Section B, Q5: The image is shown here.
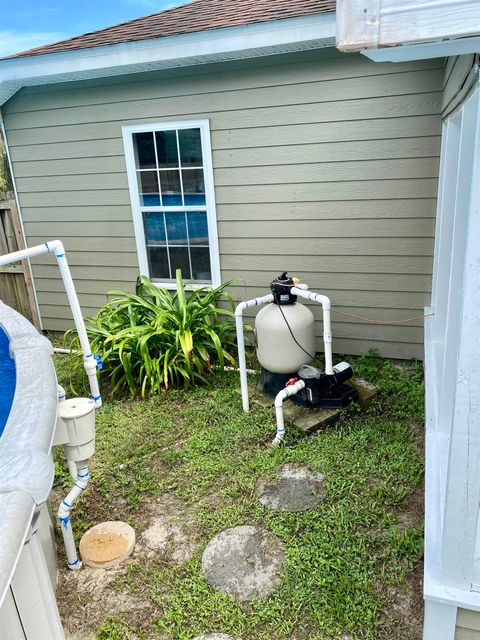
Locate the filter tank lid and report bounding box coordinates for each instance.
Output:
[270,272,297,305]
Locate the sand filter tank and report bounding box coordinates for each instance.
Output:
[236,273,359,416]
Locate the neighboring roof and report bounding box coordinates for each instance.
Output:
[4,0,336,60]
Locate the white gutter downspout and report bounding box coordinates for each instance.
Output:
[235,294,274,412]
[0,240,102,407]
[0,108,43,329]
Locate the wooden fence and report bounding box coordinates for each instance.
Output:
[0,195,40,326]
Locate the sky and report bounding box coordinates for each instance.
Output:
[0,0,185,57]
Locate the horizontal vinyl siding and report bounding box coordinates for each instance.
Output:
[456,609,480,640]
[3,49,443,358]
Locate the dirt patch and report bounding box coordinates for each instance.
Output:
[378,479,425,639]
[378,561,424,640]
[57,493,198,639]
[59,563,158,640]
[137,493,198,563]
[395,480,424,531]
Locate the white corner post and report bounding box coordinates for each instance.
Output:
[423,85,480,639]
[0,240,102,407]
[235,294,274,412]
[423,601,457,640]
[291,287,333,375]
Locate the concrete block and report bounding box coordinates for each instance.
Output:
[237,378,378,435]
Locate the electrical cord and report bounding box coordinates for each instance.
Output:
[331,309,435,324]
[272,275,434,358]
[275,302,434,361]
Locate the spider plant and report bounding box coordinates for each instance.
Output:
[67,270,242,397]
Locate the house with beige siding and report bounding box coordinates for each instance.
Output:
[0,0,443,360]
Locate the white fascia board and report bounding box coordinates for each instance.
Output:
[0,12,336,105]
[362,35,480,62]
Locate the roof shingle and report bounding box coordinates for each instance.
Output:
[4,0,335,60]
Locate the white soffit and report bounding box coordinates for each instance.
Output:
[0,12,336,106]
[362,35,480,62]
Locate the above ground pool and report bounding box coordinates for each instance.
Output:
[0,300,58,618]
[0,326,16,437]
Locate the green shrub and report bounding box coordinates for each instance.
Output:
[67,270,240,396]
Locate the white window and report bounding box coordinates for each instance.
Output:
[123,120,220,288]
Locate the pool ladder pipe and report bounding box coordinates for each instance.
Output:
[0,240,102,407]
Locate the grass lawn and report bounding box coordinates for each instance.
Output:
[53,352,425,640]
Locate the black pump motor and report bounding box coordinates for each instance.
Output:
[259,361,359,409]
[295,362,359,408]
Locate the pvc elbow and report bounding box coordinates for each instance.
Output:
[235,302,246,317]
[45,239,65,256]
[312,293,331,309]
[272,433,284,446]
[274,391,288,408]
[321,297,331,310]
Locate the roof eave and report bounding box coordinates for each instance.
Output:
[0,12,336,106]
[361,35,480,62]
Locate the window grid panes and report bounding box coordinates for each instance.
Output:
[134,128,206,208]
[133,127,211,283]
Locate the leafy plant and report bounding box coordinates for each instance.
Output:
[67,270,241,396]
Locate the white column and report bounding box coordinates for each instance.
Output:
[423,601,457,640]
[440,88,480,589]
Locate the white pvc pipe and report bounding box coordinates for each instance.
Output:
[273,379,306,446]
[291,287,333,376]
[235,294,274,412]
[0,240,102,407]
[57,462,90,570]
[222,365,257,374]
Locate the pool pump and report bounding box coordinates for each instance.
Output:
[235,273,359,444]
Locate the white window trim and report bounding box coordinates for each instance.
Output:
[122,119,221,289]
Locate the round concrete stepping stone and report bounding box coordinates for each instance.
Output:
[256,463,326,512]
[201,525,285,601]
[79,521,135,569]
[192,635,240,640]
